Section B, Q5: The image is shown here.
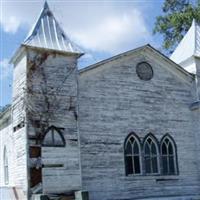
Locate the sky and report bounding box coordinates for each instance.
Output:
[0,0,165,107]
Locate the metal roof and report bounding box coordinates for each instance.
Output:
[171,19,200,64]
[23,2,82,54]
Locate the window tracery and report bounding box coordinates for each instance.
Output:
[124,133,141,175]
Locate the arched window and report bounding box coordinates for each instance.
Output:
[4,147,9,185]
[143,134,159,174]
[42,126,65,147]
[161,134,178,175]
[124,133,141,175]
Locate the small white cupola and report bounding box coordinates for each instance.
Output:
[171,19,200,74]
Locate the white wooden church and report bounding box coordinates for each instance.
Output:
[1,2,200,200]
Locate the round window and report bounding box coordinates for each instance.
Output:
[136,62,153,81]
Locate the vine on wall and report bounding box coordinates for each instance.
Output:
[23,51,77,144]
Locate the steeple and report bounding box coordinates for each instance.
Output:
[10,2,83,195]
[170,19,200,73]
[23,1,82,54]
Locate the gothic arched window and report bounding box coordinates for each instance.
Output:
[4,147,9,185]
[42,126,65,147]
[143,134,159,174]
[124,133,141,175]
[161,134,178,175]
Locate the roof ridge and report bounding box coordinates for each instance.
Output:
[24,3,46,43]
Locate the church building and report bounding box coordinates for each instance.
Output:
[1,2,200,200]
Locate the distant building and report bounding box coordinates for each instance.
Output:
[1,2,200,200]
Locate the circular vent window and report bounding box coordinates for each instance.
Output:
[136,62,153,81]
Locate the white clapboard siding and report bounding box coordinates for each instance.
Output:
[79,49,200,200]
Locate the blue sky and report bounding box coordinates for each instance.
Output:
[0,0,165,107]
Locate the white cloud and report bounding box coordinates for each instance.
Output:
[1,16,21,33]
[1,1,152,54]
[0,1,40,34]
[0,58,13,80]
[71,9,150,53]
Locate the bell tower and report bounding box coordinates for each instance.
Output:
[10,2,83,198]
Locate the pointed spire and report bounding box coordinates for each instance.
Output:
[170,19,200,64]
[23,1,83,54]
[44,1,49,10]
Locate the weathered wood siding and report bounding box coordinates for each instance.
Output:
[0,54,28,200]
[192,57,200,177]
[0,123,15,187]
[195,57,200,98]
[79,49,200,200]
[12,53,28,198]
[26,48,81,194]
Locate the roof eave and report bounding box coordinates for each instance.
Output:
[145,45,194,81]
[22,44,84,58]
[9,45,26,64]
[10,44,84,64]
[79,44,150,74]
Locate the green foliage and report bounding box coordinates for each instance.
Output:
[154,0,200,53]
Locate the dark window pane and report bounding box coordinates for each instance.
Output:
[168,142,173,155]
[165,138,169,144]
[151,143,157,155]
[162,156,168,175]
[134,156,140,174]
[125,135,142,175]
[42,127,65,147]
[162,143,167,155]
[169,156,175,174]
[145,156,151,173]
[130,136,135,143]
[54,133,64,146]
[125,141,132,154]
[126,156,133,175]
[133,142,139,154]
[147,138,152,144]
[161,136,177,175]
[152,157,158,173]
[43,130,53,145]
[145,144,150,155]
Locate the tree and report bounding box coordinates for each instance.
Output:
[153,0,200,53]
